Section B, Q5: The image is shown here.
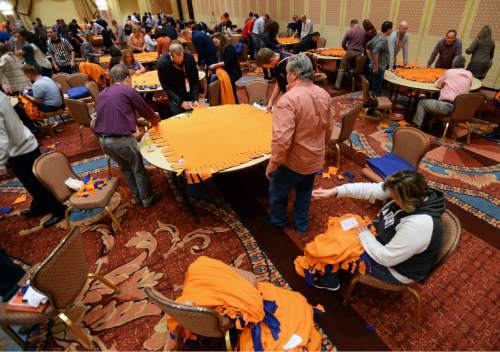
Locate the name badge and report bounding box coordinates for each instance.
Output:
[185,78,190,93]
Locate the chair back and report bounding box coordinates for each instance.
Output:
[317,37,327,48]
[65,98,93,127]
[238,43,249,63]
[361,75,369,105]
[428,209,461,277]
[32,151,79,203]
[208,80,221,106]
[245,79,269,105]
[391,126,429,167]
[450,93,485,122]
[353,55,367,74]
[338,106,362,143]
[31,227,90,310]
[67,73,89,88]
[85,81,100,103]
[144,288,225,337]
[52,73,71,93]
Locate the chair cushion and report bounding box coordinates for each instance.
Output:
[361,166,384,182]
[377,96,393,109]
[0,303,54,325]
[366,153,416,179]
[69,177,119,209]
[67,86,90,100]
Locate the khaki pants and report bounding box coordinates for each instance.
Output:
[340,50,362,71]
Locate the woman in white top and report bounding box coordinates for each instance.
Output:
[312,170,445,290]
[144,27,157,52]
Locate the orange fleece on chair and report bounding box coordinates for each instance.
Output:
[148,104,272,183]
[295,214,375,277]
[215,68,236,104]
[239,282,323,351]
[18,94,42,121]
[174,256,265,328]
[78,62,109,88]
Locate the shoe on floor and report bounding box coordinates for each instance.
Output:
[313,273,341,291]
[262,216,286,229]
[21,208,51,218]
[42,215,64,228]
[143,192,163,208]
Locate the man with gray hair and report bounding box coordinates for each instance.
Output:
[388,21,409,69]
[265,54,333,235]
[94,64,162,208]
[157,43,200,115]
[412,55,472,128]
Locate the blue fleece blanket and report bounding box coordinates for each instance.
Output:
[367,153,416,179]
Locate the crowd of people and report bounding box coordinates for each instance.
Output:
[0,8,497,348]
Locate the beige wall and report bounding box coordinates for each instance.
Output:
[118,0,140,20]
[191,0,500,89]
[31,0,80,25]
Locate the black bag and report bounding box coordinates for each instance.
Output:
[0,249,26,301]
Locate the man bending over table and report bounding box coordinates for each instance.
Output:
[265,55,332,235]
[412,55,472,128]
[157,43,200,115]
[94,64,162,208]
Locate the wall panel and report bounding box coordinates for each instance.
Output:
[468,0,500,40]
[293,0,305,16]
[428,0,467,36]
[309,0,322,24]
[280,0,290,21]
[325,0,341,26]
[395,0,426,35]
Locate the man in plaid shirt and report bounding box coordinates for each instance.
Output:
[47,27,75,73]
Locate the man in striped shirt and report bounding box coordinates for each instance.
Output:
[47,27,75,74]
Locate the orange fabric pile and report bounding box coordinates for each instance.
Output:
[317,48,346,57]
[168,256,323,351]
[215,68,236,104]
[277,37,300,45]
[18,95,42,121]
[394,67,447,83]
[149,105,272,183]
[79,62,109,88]
[295,214,375,278]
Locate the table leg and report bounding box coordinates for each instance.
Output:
[176,173,200,224]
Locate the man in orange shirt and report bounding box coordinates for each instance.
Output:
[156,31,172,56]
[265,55,333,234]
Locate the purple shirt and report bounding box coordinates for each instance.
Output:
[94,83,156,136]
[342,27,365,52]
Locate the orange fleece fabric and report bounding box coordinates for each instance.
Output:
[395,67,447,83]
[295,214,375,277]
[215,68,236,104]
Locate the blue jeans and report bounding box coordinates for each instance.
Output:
[369,64,386,96]
[269,166,316,233]
[369,258,401,284]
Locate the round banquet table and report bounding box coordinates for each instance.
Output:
[312,48,345,61]
[99,52,159,65]
[384,70,483,93]
[132,70,206,93]
[384,69,482,118]
[139,111,270,173]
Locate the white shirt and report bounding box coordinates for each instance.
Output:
[300,19,313,39]
[337,182,434,283]
[144,34,156,52]
[0,92,38,171]
[252,16,265,35]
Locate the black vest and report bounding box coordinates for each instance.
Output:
[374,199,443,282]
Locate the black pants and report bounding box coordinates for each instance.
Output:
[8,147,66,217]
[13,103,38,134]
[56,65,74,74]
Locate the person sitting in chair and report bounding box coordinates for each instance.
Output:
[21,65,63,112]
[312,170,445,290]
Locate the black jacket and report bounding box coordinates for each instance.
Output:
[375,189,445,282]
[294,36,317,53]
[220,45,242,83]
[158,51,200,106]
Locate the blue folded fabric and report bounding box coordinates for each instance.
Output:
[367,153,416,179]
[67,86,90,99]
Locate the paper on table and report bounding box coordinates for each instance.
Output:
[340,217,359,231]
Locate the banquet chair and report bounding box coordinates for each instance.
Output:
[430,93,486,144]
[85,80,101,104]
[208,80,221,106]
[361,75,393,124]
[67,73,89,88]
[52,73,71,94]
[33,151,121,231]
[317,37,327,48]
[349,54,367,92]
[343,209,461,329]
[245,79,269,105]
[39,83,66,137]
[329,106,362,170]
[64,98,94,146]
[361,126,429,182]
[0,227,120,349]
[238,44,252,72]
[144,268,257,351]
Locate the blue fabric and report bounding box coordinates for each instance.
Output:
[67,86,90,99]
[234,42,243,54]
[251,300,281,351]
[366,153,416,179]
[269,165,316,233]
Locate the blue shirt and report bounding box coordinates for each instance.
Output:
[192,31,218,66]
[32,76,62,108]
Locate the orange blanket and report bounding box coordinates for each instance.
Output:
[79,62,109,89]
[295,214,375,280]
[317,48,346,57]
[215,68,235,104]
[18,95,42,121]
[149,104,272,183]
[169,256,324,351]
[394,67,446,83]
[277,37,300,45]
